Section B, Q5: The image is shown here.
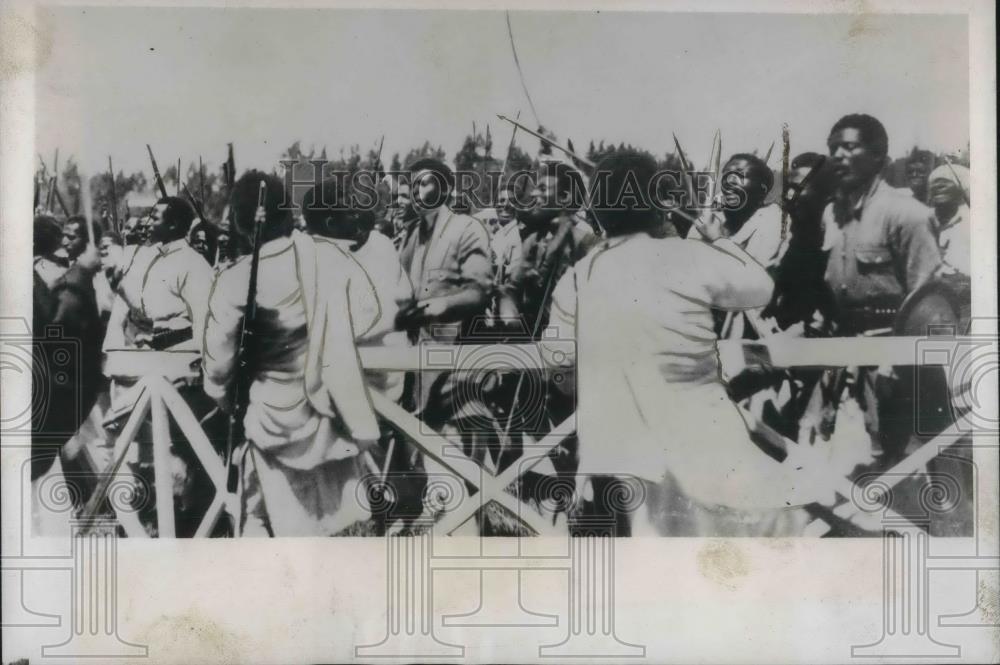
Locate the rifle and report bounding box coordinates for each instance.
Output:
[224,143,236,191]
[182,183,207,223]
[223,181,268,521]
[108,156,120,237]
[52,184,71,217]
[199,156,206,210]
[147,144,169,199]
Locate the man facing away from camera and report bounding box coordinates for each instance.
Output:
[543,150,835,536]
[203,171,392,536]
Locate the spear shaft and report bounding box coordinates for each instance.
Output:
[496,114,595,168]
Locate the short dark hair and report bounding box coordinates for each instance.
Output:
[189,220,218,258]
[538,161,586,208]
[592,149,661,237]
[34,215,62,256]
[725,153,774,194]
[156,196,196,237]
[229,170,293,245]
[301,175,375,239]
[65,215,103,244]
[905,148,935,169]
[829,113,889,159]
[407,158,454,191]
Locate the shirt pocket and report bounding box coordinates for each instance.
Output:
[855,243,893,275]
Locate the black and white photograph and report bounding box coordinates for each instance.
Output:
[2,0,996,662]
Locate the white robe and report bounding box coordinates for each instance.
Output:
[545,233,832,511]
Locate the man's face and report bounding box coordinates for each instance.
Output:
[98,236,113,260]
[719,158,765,213]
[906,161,930,195]
[389,182,413,226]
[497,190,517,225]
[928,177,963,208]
[521,174,562,227]
[190,229,209,257]
[147,203,172,243]
[828,127,882,190]
[61,222,86,259]
[411,170,446,211]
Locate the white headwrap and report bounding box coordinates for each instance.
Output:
[929,163,971,199]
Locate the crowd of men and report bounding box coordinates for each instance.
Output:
[31,112,973,537]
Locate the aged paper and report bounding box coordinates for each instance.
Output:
[2,0,997,662]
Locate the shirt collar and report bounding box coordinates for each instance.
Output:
[417,206,446,242]
[853,175,884,216]
[157,238,188,256]
[937,204,969,232]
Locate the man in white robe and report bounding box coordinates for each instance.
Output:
[544,150,835,536]
[203,172,392,536]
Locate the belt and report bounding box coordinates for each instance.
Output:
[125,310,194,350]
[837,303,899,337]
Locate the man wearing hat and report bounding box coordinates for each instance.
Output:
[928,162,971,275]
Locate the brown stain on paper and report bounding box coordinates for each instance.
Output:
[697,541,750,590]
[979,574,1000,625]
[140,610,243,661]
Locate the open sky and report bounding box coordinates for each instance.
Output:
[35,7,969,179]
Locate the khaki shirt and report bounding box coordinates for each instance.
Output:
[822,177,940,313]
[397,206,492,341]
[105,239,213,351]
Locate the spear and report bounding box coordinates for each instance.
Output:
[373,134,385,177]
[672,133,697,207]
[707,129,722,202]
[146,144,169,199]
[496,114,595,169]
[762,140,775,164]
[505,11,541,128]
[108,155,120,237]
[498,110,521,182]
